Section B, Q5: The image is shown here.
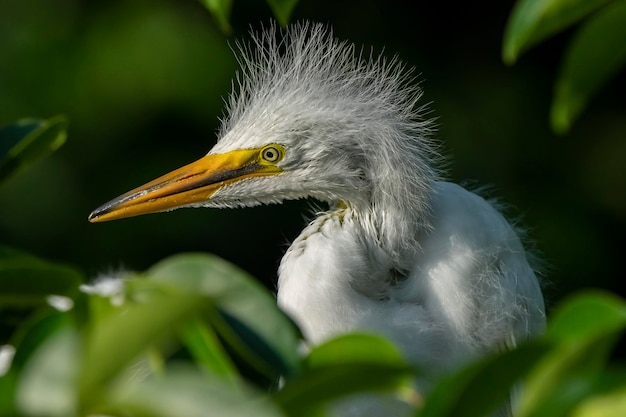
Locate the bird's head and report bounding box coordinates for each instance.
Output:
[89,22,439,244]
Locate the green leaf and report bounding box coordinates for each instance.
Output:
[0,256,81,345]
[0,245,43,262]
[0,259,83,308]
[146,253,300,379]
[419,342,551,417]
[550,0,626,133]
[276,364,413,417]
[9,312,70,373]
[107,365,285,417]
[15,323,80,417]
[275,334,413,417]
[516,292,626,417]
[0,368,17,416]
[546,291,626,344]
[571,384,626,417]
[79,290,208,407]
[305,333,406,369]
[266,0,299,27]
[179,318,240,388]
[503,0,612,64]
[518,365,626,417]
[0,116,68,184]
[200,0,233,34]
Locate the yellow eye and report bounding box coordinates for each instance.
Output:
[261,145,284,163]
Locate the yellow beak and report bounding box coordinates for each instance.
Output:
[88,147,282,223]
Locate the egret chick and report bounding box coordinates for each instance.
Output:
[89,22,545,415]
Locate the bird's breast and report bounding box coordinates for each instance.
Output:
[277,210,393,343]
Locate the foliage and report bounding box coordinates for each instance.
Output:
[1,2,625,417]
[1,121,625,415]
[503,0,626,133]
[0,117,67,185]
[2,251,626,417]
[201,0,299,31]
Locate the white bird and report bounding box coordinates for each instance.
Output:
[89,22,545,416]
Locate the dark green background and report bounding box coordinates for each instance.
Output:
[1,0,624,308]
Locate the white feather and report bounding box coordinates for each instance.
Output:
[111,22,546,416]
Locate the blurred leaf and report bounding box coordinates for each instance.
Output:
[277,363,413,417]
[267,0,299,27]
[107,365,285,417]
[551,0,626,133]
[180,318,240,388]
[518,366,626,417]
[503,0,612,64]
[0,246,43,262]
[209,307,291,383]
[0,116,67,184]
[146,253,300,378]
[200,0,233,34]
[0,255,81,348]
[571,384,626,417]
[419,342,550,417]
[0,259,82,308]
[275,334,413,417]
[516,292,626,417]
[9,312,69,373]
[546,291,626,343]
[0,368,17,416]
[305,333,406,368]
[79,290,207,407]
[15,323,79,417]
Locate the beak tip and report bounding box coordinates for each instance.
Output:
[88,205,110,223]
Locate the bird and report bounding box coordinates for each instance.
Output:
[89,22,545,416]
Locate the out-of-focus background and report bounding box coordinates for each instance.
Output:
[1,0,624,307]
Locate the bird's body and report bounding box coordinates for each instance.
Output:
[278,181,544,382]
[89,22,545,416]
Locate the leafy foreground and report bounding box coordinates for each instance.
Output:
[0,251,625,417]
[503,0,626,133]
[2,115,626,416]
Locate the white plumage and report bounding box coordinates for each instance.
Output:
[89,22,545,416]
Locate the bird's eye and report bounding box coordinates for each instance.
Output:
[261,145,284,163]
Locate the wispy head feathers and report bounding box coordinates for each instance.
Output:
[218,22,442,258]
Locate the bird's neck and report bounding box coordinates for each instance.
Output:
[348,178,434,264]
[277,207,397,343]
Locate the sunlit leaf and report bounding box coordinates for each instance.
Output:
[15,323,80,417]
[209,307,291,382]
[180,318,240,387]
[9,312,69,373]
[571,384,626,417]
[276,363,413,417]
[551,0,626,133]
[199,0,233,34]
[275,334,413,417]
[546,291,626,343]
[518,365,626,417]
[516,292,626,417]
[305,333,406,369]
[503,0,612,64]
[107,365,285,417]
[266,0,299,27]
[79,290,207,406]
[0,116,67,184]
[419,342,550,417]
[146,253,300,379]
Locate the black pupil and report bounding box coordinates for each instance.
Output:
[265,149,276,160]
